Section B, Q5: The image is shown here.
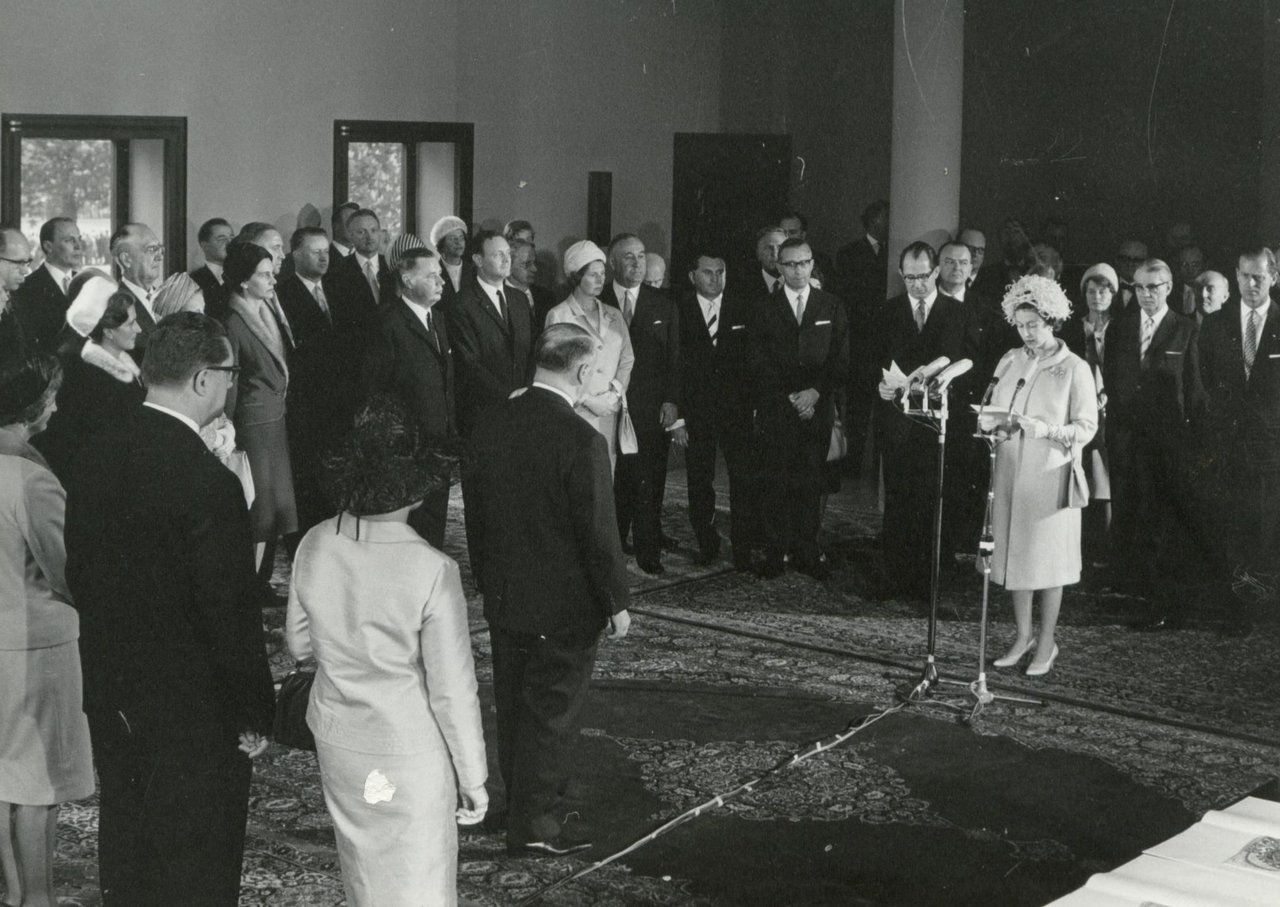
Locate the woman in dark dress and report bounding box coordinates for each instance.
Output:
[35,276,145,480]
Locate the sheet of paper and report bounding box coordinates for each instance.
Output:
[881,361,909,390]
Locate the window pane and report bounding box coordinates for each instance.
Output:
[348,142,404,240]
[416,142,458,237]
[20,138,115,267]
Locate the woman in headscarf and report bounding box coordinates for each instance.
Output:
[35,276,145,480]
[0,354,95,907]
[151,271,206,319]
[286,396,486,907]
[223,241,296,570]
[544,240,634,471]
[979,274,1098,677]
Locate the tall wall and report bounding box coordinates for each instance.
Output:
[0,0,720,266]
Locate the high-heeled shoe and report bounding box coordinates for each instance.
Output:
[993,638,1035,668]
[1025,643,1059,677]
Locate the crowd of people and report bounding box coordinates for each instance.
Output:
[0,199,1275,905]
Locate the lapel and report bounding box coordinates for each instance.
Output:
[229,296,288,377]
[128,288,158,333]
[396,300,446,361]
[473,280,510,335]
[1147,308,1178,357]
[687,295,716,348]
[771,286,801,337]
[566,297,607,343]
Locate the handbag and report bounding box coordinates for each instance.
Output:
[827,417,849,463]
[273,665,316,751]
[1065,456,1089,509]
[617,398,639,455]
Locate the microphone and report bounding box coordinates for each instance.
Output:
[910,356,951,387]
[1008,378,1027,415]
[980,376,999,407]
[929,358,972,391]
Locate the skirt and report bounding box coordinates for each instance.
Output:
[315,739,460,907]
[0,642,95,805]
[239,416,298,542]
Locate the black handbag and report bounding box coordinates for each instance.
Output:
[273,666,316,751]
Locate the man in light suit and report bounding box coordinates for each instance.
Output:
[1196,247,1280,632]
[603,233,684,574]
[362,248,455,548]
[1103,258,1207,627]
[467,323,631,857]
[65,313,274,906]
[874,241,977,599]
[109,222,164,355]
[678,248,757,568]
[749,237,849,579]
[11,216,82,354]
[190,217,234,321]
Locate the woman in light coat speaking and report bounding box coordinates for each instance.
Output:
[979,274,1098,677]
[286,396,487,907]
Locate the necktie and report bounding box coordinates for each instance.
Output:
[313,281,332,323]
[1245,309,1260,378]
[707,304,718,345]
[61,273,72,295]
[425,309,440,354]
[495,288,508,324]
[795,291,806,326]
[364,259,379,299]
[623,290,634,325]
[915,300,927,333]
[1140,315,1155,358]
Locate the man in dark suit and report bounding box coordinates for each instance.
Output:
[278,227,340,550]
[362,247,455,548]
[329,207,396,317]
[467,323,632,856]
[1103,258,1207,626]
[874,241,978,599]
[1197,248,1280,630]
[678,249,757,568]
[746,224,787,301]
[109,222,164,354]
[1112,238,1149,321]
[507,237,556,332]
[190,217,234,321]
[11,216,82,354]
[0,227,34,363]
[749,237,849,579]
[835,201,889,478]
[64,313,274,906]
[604,234,684,574]
[328,201,359,264]
[779,211,835,288]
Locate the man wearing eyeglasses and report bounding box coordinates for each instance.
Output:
[0,227,34,362]
[873,241,978,600]
[1103,258,1207,628]
[748,237,848,579]
[109,222,165,357]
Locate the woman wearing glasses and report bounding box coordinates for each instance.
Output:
[223,241,296,571]
[979,275,1097,677]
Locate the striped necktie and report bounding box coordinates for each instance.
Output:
[1245,309,1259,378]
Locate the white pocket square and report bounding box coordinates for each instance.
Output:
[1269,353,1280,359]
[1164,350,1182,355]
[730,324,745,330]
[652,320,662,325]
[814,320,831,326]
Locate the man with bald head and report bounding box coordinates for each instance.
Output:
[1195,271,1229,322]
[0,227,34,361]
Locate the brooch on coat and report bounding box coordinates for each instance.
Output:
[1046,365,1068,380]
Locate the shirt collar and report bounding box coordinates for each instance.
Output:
[911,289,939,309]
[942,283,965,302]
[697,293,723,310]
[784,283,808,306]
[613,281,640,304]
[532,380,576,409]
[143,401,201,436]
[762,268,781,290]
[402,296,435,327]
[1142,304,1169,330]
[354,252,378,271]
[866,234,880,254]
[477,277,504,305]
[1243,299,1271,327]
[123,279,157,316]
[205,261,224,280]
[332,241,351,258]
[299,274,323,295]
[44,261,74,288]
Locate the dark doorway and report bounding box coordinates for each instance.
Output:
[671,133,791,287]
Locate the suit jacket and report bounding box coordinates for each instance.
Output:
[363,299,455,439]
[1197,301,1280,474]
[448,278,534,436]
[1103,306,1204,443]
[603,283,681,435]
[276,273,335,349]
[677,291,753,441]
[749,285,849,441]
[64,405,274,731]
[835,236,887,311]
[466,386,630,640]
[225,296,290,427]
[189,265,229,321]
[10,266,69,355]
[330,252,396,321]
[507,281,556,334]
[327,243,350,269]
[439,259,476,314]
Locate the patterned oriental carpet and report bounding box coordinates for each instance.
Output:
[30,462,1280,906]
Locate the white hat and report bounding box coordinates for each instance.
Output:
[66,275,120,337]
[428,216,467,248]
[562,240,606,278]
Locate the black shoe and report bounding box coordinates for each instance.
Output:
[507,834,592,857]
[755,555,785,579]
[637,558,665,576]
[620,538,635,555]
[794,555,830,580]
[659,532,681,551]
[694,534,722,566]
[1129,615,1186,632]
[482,808,508,832]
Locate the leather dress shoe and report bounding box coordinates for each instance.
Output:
[694,534,722,566]
[637,558,665,576]
[507,834,592,857]
[659,532,681,551]
[794,555,830,580]
[1129,615,1185,632]
[755,555,785,579]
